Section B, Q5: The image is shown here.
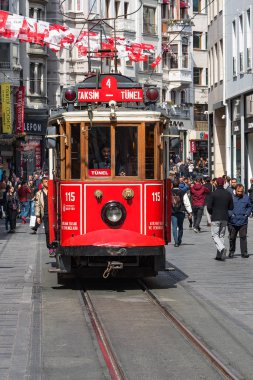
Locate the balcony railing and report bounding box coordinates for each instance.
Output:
[247,48,252,69]
[167,20,192,34]
[168,105,191,119]
[115,19,135,33]
[0,61,11,69]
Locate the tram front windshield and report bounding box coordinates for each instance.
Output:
[88,126,138,177]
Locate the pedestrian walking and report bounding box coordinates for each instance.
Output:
[18,180,31,223]
[34,175,55,257]
[227,178,237,195]
[207,177,234,261]
[171,178,192,247]
[228,184,252,258]
[190,177,210,232]
[4,186,19,233]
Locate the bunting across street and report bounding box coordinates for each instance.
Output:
[0,10,161,68]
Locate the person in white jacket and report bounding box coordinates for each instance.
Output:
[171,178,192,247]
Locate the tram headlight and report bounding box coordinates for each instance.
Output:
[101,201,126,227]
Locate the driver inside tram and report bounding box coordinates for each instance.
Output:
[91,145,126,175]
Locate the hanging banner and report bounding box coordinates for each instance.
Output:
[190,140,196,153]
[1,83,12,134]
[15,85,25,134]
[0,11,160,67]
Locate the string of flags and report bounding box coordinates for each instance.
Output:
[0,10,162,68]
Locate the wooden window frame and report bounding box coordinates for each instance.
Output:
[60,121,162,181]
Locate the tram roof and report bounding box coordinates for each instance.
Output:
[48,109,165,124]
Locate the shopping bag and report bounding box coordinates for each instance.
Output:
[29,215,36,227]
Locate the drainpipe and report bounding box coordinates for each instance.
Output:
[223,0,231,177]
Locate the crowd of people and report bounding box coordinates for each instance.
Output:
[171,172,253,261]
[1,160,253,262]
[0,170,55,257]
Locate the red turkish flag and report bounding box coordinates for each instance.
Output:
[151,55,161,68]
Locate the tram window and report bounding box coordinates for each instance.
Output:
[115,126,138,176]
[71,124,80,179]
[88,127,111,174]
[146,124,155,179]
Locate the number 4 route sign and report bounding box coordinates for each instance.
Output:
[78,76,143,103]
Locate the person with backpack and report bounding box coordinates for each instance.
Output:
[171,178,192,247]
[190,177,210,232]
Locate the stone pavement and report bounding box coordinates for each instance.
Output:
[166,215,253,332]
[1,214,253,379]
[0,218,40,380]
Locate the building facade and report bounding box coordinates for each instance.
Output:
[18,0,49,178]
[0,0,21,178]
[47,0,163,109]
[208,0,253,187]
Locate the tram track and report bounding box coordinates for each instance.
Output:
[78,278,241,380]
[138,279,240,380]
[80,288,126,380]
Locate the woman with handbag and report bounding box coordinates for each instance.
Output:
[4,186,19,233]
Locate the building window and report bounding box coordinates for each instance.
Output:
[0,0,9,11]
[194,67,202,85]
[181,91,186,105]
[171,90,176,104]
[193,0,200,13]
[115,1,120,17]
[182,44,188,68]
[89,0,97,13]
[170,44,178,69]
[124,2,129,19]
[105,0,110,18]
[37,63,44,95]
[194,104,208,121]
[143,53,156,72]
[193,32,202,49]
[143,7,156,34]
[30,63,35,94]
[0,43,10,69]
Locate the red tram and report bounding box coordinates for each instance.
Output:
[47,74,171,282]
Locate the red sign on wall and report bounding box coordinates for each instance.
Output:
[190,140,196,153]
[15,85,25,134]
[78,76,143,103]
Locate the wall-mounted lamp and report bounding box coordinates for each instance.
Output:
[109,100,117,121]
[221,114,226,120]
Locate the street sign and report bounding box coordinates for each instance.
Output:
[78,76,143,103]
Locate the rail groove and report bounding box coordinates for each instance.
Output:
[138,279,240,380]
[80,289,126,380]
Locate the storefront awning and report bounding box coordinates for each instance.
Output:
[180,1,188,8]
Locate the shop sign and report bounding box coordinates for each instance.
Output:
[190,140,196,153]
[1,83,12,134]
[16,86,25,134]
[232,122,241,135]
[24,119,47,135]
[245,120,253,133]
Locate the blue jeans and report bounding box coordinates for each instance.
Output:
[29,200,35,216]
[20,201,30,219]
[171,212,185,245]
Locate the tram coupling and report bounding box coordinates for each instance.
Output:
[103,261,124,279]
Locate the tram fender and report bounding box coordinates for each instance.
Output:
[62,229,165,247]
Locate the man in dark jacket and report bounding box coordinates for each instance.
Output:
[228,184,252,258]
[190,177,210,232]
[207,177,234,261]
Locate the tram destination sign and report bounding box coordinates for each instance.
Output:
[78,76,143,103]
